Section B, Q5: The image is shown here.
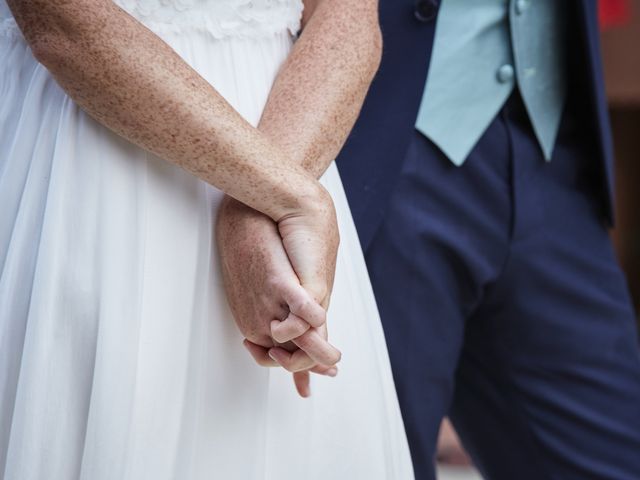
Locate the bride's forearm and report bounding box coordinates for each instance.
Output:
[258,0,382,178]
[7,0,316,221]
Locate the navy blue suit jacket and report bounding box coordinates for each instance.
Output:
[336,0,615,251]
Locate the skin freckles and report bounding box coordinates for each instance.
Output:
[6,0,381,396]
[217,0,382,394]
[223,0,381,309]
[6,0,339,365]
[6,0,325,223]
[259,0,381,300]
[260,0,382,178]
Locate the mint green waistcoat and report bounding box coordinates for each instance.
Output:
[415,0,568,165]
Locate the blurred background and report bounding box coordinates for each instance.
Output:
[437,1,640,478]
[605,0,640,315]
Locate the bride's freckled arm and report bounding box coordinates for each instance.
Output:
[215,0,382,366]
[5,0,322,221]
[258,0,382,177]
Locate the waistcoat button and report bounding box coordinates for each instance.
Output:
[497,64,515,83]
[414,0,439,22]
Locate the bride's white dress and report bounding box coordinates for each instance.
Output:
[0,1,413,479]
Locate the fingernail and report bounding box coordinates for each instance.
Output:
[326,367,338,377]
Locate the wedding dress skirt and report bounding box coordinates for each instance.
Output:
[0,1,413,478]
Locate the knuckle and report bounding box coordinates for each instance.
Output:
[290,296,309,313]
[245,330,272,347]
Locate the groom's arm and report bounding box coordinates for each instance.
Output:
[218,0,381,378]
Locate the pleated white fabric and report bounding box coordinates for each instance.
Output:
[0,1,414,479]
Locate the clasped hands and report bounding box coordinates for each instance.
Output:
[216,191,341,398]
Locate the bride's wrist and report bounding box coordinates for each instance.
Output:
[218,195,276,229]
[270,173,332,223]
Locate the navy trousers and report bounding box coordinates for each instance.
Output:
[365,94,640,480]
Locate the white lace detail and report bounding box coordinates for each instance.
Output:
[115,0,303,38]
[0,1,303,40]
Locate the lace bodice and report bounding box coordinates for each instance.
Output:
[1,0,304,39]
[116,0,303,38]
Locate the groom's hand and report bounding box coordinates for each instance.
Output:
[216,196,341,394]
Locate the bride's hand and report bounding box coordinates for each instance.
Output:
[216,196,341,396]
[273,179,340,337]
[244,323,338,398]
